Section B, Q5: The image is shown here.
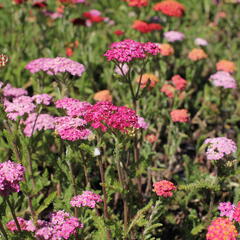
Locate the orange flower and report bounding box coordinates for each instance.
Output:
[216,60,236,73]
[188,48,207,61]
[153,0,185,17]
[93,90,112,102]
[145,134,158,143]
[158,43,174,56]
[135,73,159,88]
[132,20,163,33]
[170,109,189,122]
[160,84,175,98]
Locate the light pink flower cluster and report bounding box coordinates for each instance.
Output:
[25,57,85,76]
[32,93,52,105]
[7,217,35,232]
[164,31,185,42]
[4,96,36,120]
[114,63,129,76]
[0,160,25,196]
[35,210,83,240]
[70,191,102,208]
[195,38,208,46]
[54,116,92,141]
[209,71,237,89]
[218,202,235,220]
[104,39,160,62]
[204,137,237,160]
[23,113,55,137]
[3,83,27,98]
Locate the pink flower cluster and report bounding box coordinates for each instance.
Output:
[0,160,25,196]
[209,71,237,89]
[70,191,102,208]
[104,39,160,62]
[25,57,85,76]
[153,180,176,198]
[164,31,185,42]
[3,83,28,97]
[32,93,52,105]
[218,202,235,220]
[204,137,237,160]
[35,210,83,240]
[7,217,35,232]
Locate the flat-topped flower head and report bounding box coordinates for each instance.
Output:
[170,109,189,122]
[32,93,52,105]
[3,84,28,98]
[153,0,185,17]
[216,60,236,73]
[188,48,208,61]
[25,57,85,76]
[206,218,238,240]
[218,202,235,220]
[104,39,160,63]
[7,218,35,232]
[204,137,237,160]
[158,43,174,56]
[125,0,148,7]
[0,161,25,196]
[164,31,185,42]
[135,73,159,88]
[93,90,112,102]
[70,191,102,208]
[171,75,187,90]
[194,38,208,46]
[132,20,162,33]
[153,180,176,197]
[161,83,175,98]
[209,71,237,89]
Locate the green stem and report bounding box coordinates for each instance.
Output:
[0,220,9,240]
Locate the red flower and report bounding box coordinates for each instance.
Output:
[66,47,73,57]
[32,2,47,8]
[125,0,148,7]
[83,11,104,23]
[172,75,187,90]
[153,0,185,17]
[13,0,27,4]
[132,20,162,33]
[114,30,124,36]
[170,109,189,122]
[153,180,176,197]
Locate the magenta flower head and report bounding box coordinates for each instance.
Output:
[25,57,85,77]
[164,31,185,42]
[209,71,237,89]
[218,202,235,220]
[204,137,237,160]
[70,191,102,208]
[104,39,160,62]
[0,161,25,196]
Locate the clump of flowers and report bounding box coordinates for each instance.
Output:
[0,160,25,196]
[32,93,52,105]
[153,180,176,197]
[135,73,159,88]
[209,71,237,89]
[124,0,148,7]
[25,57,85,77]
[7,218,35,232]
[161,84,175,98]
[188,48,208,61]
[216,60,236,73]
[164,31,185,42]
[194,38,208,46]
[218,202,235,220]
[104,39,160,63]
[153,0,185,17]
[35,210,83,240]
[70,191,102,208]
[3,83,27,98]
[206,217,238,240]
[82,9,105,26]
[94,90,112,102]
[158,43,174,56]
[204,137,237,160]
[170,109,189,122]
[132,20,163,33]
[171,75,187,90]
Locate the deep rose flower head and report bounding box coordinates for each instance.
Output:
[164,31,185,42]
[153,180,176,197]
[161,83,175,98]
[218,202,235,220]
[55,97,92,117]
[194,38,208,46]
[32,93,52,105]
[188,48,208,61]
[125,0,148,7]
[135,73,159,88]
[104,39,160,63]
[206,218,237,240]
[7,218,35,232]
[83,10,105,25]
[216,60,236,73]
[158,43,174,56]
[233,202,240,222]
[66,47,73,57]
[70,191,102,208]
[132,20,162,33]
[145,134,158,143]
[170,109,189,122]
[4,96,36,120]
[153,0,185,17]
[94,90,112,102]
[0,160,25,196]
[55,116,92,141]
[25,57,85,77]
[204,137,237,160]
[209,71,237,89]
[3,84,28,98]
[0,54,9,68]
[114,63,129,76]
[35,210,83,240]
[171,75,187,90]
[114,30,124,36]
[23,113,55,137]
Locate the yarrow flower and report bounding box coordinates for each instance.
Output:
[0,161,25,196]
[194,38,208,46]
[218,202,235,220]
[161,84,175,98]
[70,191,102,208]
[204,137,237,160]
[3,83,28,98]
[132,20,163,33]
[93,90,112,102]
[216,60,236,73]
[171,75,187,90]
[135,73,159,88]
[158,43,174,56]
[32,93,52,105]
[170,109,189,122]
[206,217,238,240]
[114,63,129,76]
[209,71,237,89]
[164,31,185,42]
[25,57,85,77]
[188,48,208,61]
[233,202,240,222]
[153,0,185,17]
[125,0,148,7]
[104,39,160,63]
[145,134,158,143]
[0,54,9,68]
[153,180,176,197]
[7,218,35,232]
